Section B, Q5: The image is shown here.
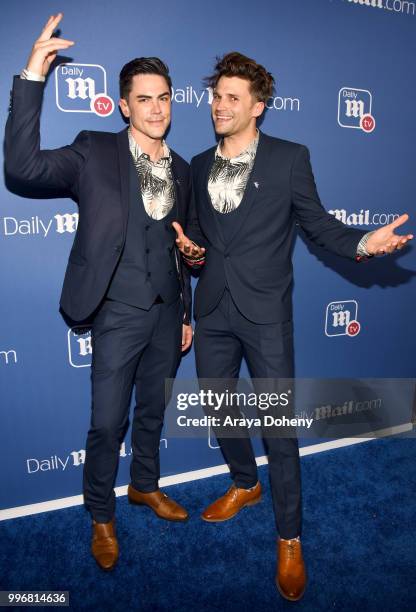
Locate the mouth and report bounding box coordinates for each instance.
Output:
[215,115,233,124]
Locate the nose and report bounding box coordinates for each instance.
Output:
[151,99,162,114]
[215,98,228,113]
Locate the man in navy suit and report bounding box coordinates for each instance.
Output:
[174,52,412,600]
[5,14,193,571]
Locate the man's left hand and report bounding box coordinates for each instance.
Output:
[182,324,193,352]
[366,213,413,255]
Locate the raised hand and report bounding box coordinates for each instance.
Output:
[366,214,413,255]
[172,221,206,260]
[26,13,74,77]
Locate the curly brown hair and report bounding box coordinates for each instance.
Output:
[204,52,275,103]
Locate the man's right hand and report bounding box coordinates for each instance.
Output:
[172,222,206,262]
[26,13,74,78]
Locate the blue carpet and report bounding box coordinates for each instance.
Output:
[0,437,415,611]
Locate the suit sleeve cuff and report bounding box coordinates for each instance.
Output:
[356,230,375,261]
[183,312,190,325]
[20,68,46,82]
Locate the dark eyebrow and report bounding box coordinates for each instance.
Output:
[213,91,239,98]
[136,92,171,99]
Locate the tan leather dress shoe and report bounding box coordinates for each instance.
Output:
[201,482,262,522]
[276,538,307,601]
[91,518,119,571]
[127,485,188,521]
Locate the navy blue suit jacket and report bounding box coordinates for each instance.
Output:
[4,77,192,323]
[187,130,366,324]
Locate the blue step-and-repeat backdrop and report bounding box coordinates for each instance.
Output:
[1,0,415,514]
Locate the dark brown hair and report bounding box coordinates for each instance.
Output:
[204,52,275,103]
[119,57,172,99]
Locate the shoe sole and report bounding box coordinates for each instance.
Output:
[200,494,262,522]
[128,497,189,522]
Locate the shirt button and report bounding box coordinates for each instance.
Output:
[145,225,150,231]
[147,272,151,278]
[146,248,150,254]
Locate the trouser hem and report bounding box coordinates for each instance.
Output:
[129,482,159,494]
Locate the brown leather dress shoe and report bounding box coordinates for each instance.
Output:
[127,485,188,522]
[91,518,119,571]
[276,538,307,601]
[201,482,262,522]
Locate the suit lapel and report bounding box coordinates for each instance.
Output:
[116,128,130,234]
[199,148,227,246]
[170,155,183,225]
[226,131,270,248]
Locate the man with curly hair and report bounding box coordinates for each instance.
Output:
[174,51,412,600]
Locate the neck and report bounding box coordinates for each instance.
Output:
[221,126,258,158]
[130,125,164,162]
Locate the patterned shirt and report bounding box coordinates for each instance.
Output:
[128,128,175,220]
[208,131,259,214]
[207,129,372,256]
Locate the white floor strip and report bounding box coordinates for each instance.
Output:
[0,423,412,522]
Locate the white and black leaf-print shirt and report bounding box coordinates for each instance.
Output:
[128,128,175,220]
[207,130,372,256]
[208,131,259,214]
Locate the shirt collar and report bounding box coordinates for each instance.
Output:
[215,129,259,163]
[128,128,171,166]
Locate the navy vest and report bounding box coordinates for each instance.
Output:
[214,204,244,245]
[107,156,180,309]
[213,192,251,291]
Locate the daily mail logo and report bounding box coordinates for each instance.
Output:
[2,212,78,237]
[325,301,361,337]
[337,87,375,133]
[55,63,114,117]
[68,327,92,368]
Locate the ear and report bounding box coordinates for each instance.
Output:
[253,100,265,119]
[119,98,130,119]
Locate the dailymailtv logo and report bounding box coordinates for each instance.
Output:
[325,301,361,337]
[337,87,375,132]
[55,63,114,116]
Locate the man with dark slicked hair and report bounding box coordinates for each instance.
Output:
[5,13,194,571]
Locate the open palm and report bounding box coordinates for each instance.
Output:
[366,214,413,255]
